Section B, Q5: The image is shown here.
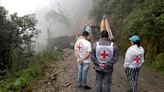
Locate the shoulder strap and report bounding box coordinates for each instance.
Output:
[96,42,99,46]
[110,42,114,47]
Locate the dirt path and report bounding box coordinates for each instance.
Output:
[32,49,164,92]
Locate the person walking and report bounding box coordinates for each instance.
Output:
[91,31,119,92]
[74,31,92,89]
[124,35,144,92]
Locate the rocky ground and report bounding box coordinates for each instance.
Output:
[32,49,164,92]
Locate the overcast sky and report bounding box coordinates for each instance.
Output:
[0,0,52,16]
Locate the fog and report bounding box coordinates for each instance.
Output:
[1,0,94,51]
[35,0,93,51]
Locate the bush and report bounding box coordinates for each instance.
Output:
[0,51,63,92]
[154,53,164,71]
[90,0,164,76]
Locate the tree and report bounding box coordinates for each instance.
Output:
[45,5,69,51]
[0,5,39,74]
[10,13,39,51]
[0,6,14,73]
[90,0,164,72]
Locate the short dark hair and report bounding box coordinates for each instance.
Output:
[82,31,89,36]
[101,31,108,38]
[133,40,141,47]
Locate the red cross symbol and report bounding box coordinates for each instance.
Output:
[76,44,82,50]
[100,51,109,59]
[133,56,140,63]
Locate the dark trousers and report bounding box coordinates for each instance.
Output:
[96,71,112,92]
[125,67,140,92]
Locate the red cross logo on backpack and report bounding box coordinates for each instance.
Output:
[100,51,109,59]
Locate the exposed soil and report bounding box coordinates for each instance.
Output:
[32,49,164,92]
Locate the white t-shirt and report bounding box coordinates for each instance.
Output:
[124,45,144,68]
[74,38,92,63]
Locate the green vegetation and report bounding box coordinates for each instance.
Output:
[90,0,164,75]
[0,51,63,92]
[0,5,39,74]
[0,4,64,92]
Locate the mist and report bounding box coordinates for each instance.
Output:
[35,0,93,51]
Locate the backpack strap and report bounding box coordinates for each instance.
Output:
[96,42,99,46]
[110,42,114,47]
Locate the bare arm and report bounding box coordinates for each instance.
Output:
[74,50,80,59]
[82,51,91,60]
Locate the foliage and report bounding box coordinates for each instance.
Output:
[0,51,63,92]
[45,7,70,51]
[0,6,15,72]
[154,53,164,74]
[0,4,64,92]
[0,5,39,74]
[10,13,39,49]
[90,0,164,74]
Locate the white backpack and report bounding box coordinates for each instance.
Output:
[96,42,114,63]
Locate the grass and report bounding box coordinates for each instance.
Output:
[144,53,164,77]
[0,51,63,92]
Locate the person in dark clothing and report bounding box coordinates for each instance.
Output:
[91,31,119,92]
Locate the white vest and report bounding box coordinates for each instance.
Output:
[96,42,114,63]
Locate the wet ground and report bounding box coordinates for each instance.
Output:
[32,49,164,92]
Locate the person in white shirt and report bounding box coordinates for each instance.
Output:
[74,31,92,89]
[124,35,144,92]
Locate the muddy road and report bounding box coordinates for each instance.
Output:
[32,49,164,92]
